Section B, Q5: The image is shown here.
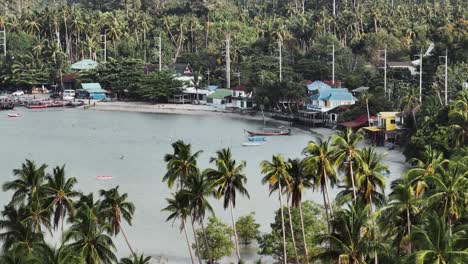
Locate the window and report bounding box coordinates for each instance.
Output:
[390,119,396,124]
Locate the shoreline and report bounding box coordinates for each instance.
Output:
[90,101,293,125]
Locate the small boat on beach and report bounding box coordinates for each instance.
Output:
[244,129,291,136]
[248,136,267,141]
[242,142,261,147]
[7,113,20,117]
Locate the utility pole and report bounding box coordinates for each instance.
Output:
[158,35,162,71]
[278,39,283,82]
[206,69,210,85]
[0,26,6,56]
[384,46,387,94]
[225,34,231,89]
[439,49,448,106]
[102,30,107,63]
[333,0,336,16]
[331,44,335,85]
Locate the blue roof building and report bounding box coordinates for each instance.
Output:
[306,81,332,94]
[81,83,108,100]
[308,88,356,111]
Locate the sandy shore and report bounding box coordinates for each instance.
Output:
[90,101,291,124]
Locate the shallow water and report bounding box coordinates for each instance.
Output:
[0,108,407,263]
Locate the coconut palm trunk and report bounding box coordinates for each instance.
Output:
[406,207,411,254]
[322,186,331,234]
[183,219,195,264]
[349,160,357,200]
[190,217,203,264]
[201,220,213,263]
[299,202,309,264]
[119,223,136,257]
[287,194,299,264]
[230,200,241,261]
[278,181,287,264]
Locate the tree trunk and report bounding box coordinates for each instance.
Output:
[324,170,333,216]
[201,220,213,264]
[287,199,299,264]
[278,182,287,264]
[119,223,136,257]
[190,218,203,264]
[183,219,195,264]
[322,186,331,234]
[299,202,309,264]
[230,200,241,262]
[350,160,357,200]
[406,207,411,254]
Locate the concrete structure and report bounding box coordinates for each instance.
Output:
[81,83,108,100]
[207,89,232,106]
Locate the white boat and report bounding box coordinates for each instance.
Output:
[7,113,20,117]
[242,142,261,147]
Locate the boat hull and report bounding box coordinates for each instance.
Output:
[248,136,267,141]
[245,129,291,136]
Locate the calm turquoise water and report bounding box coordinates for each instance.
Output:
[0,108,407,263]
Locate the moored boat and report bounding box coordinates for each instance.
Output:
[244,129,291,136]
[7,113,20,117]
[28,105,47,109]
[248,136,267,141]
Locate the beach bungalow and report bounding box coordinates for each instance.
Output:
[226,85,256,109]
[307,88,356,111]
[207,89,232,106]
[81,83,108,100]
[363,112,405,145]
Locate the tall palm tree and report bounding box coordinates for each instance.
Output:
[118,254,152,264]
[425,161,467,236]
[162,191,195,264]
[204,148,249,262]
[448,90,468,147]
[183,172,214,264]
[332,128,364,200]
[302,138,337,232]
[44,165,80,230]
[400,85,420,128]
[314,201,378,263]
[33,243,81,264]
[381,177,420,254]
[2,160,47,206]
[21,200,52,235]
[99,186,136,257]
[64,197,116,264]
[163,140,203,189]
[407,146,447,197]
[287,158,313,264]
[355,147,388,212]
[408,211,468,263]
[261,154,293,264]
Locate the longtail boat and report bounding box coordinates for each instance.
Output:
[248,136,267,141]
[244,129,291,136]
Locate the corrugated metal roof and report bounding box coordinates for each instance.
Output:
[378,112,400,118]
[207,89,232,99]
[81,83,107,93]
[311,88,354,101]
[71,59,98,70]
[306,81,331,91]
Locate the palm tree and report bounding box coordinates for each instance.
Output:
[314,201,378,263]
[400,85,420,128]
[332,128,364,200]
[287,158,313,264]
[204,148,250,262]
[425,161,467,236]
[21,200,52,235]
[448,90,468,147]
[408,211,468,263]
[64,198,117,264]
[2,160,47,206]
[183,172,214,263]
[354,147,388,212]
[162,192,195,264]
[44,165,80,230]
[163,140,203,189]
[261,154,293,264]
[0,245,36,264]
[118,254,152,264]
[33,243,81,264]
[99,186,136,257]
[302,138,337,232]
[381,177,420,254]
[407,146,447,197]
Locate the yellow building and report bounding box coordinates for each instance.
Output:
[377,112,400,131]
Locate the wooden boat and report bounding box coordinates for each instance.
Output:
[248,136,267,141]
[7,113,20,117]
[28,105,47,109]
[242,142,261,146]
[244,129,291,136]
